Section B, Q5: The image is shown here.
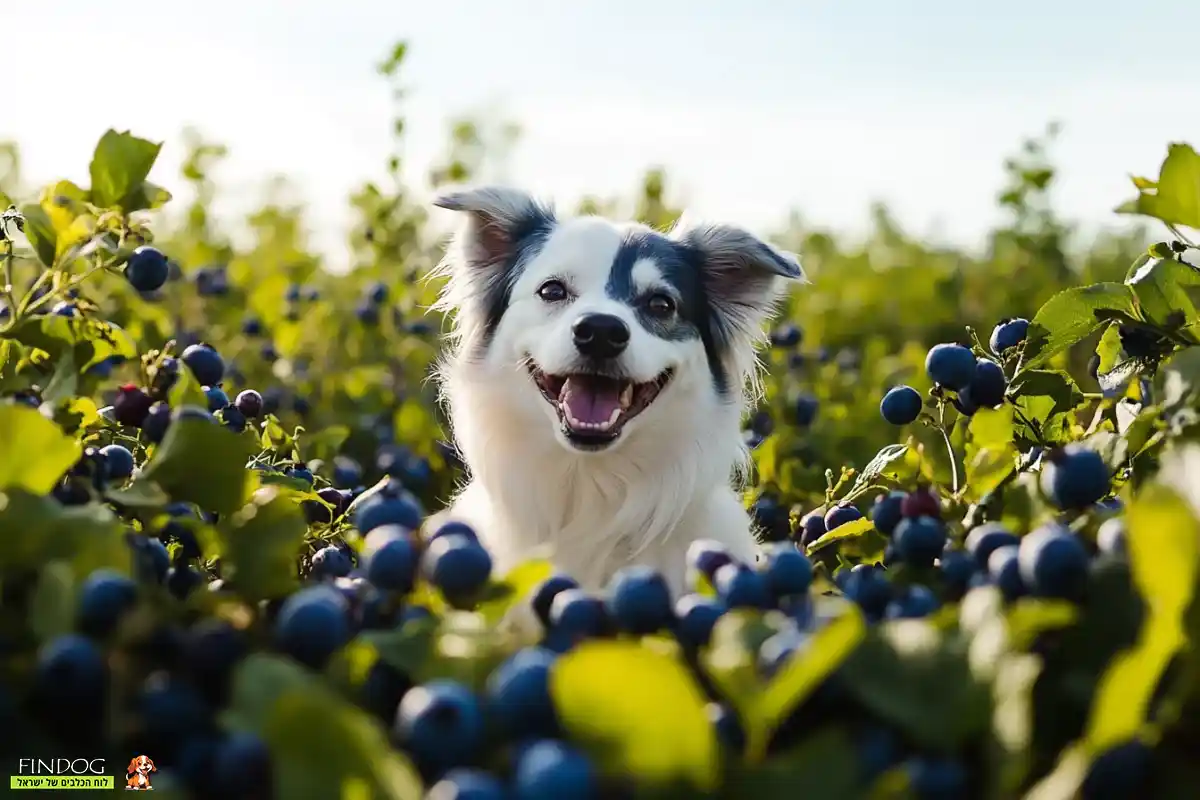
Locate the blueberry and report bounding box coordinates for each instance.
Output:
[1018,523,1090,600]
[906,756,969,800]
[513,740,597,800]
[964,523,1020,569]
[485,647,558,739]
[52,301,77,317]
[674,594,726,649]
[747,409,774,437]
[394,680,485,774]
[241,316,263,336]
[685,539,735,581]
[871,491,907,536]
[421,534,492,602]
[220,405,247,432]
[1096,517,1126,557]
[113,384,154,427]
[172,404,216,425]
[797,512,827,548]
[184,620,247,703]
[181,343,226,387]
[893,516,947,567]
[288,466,315,486]
[762,543,813,598]
[880,385,923,425]
[548,589,614,642]
[137,678,210,753]
[310,544,353,580]
[34,635,107,718]
[925,343,977,390]
[770,324,803,348]
[354,492,424,534]
[967,358,1007,408]
[531,575,580,628]
[939,548,976,595]
[843,565,892,617]
[713,563,772,609]
[212,731,272,797]
[273,585,351,669]
[987,545,1026,601]
[124,246,170,292]
[885,584,940,619]
[793,394,819,426]
[1042,446,1111,510]
[708,703,746,752]
[1080,740,1151,800]
[366,534,418,593]
[367,281,389,305]
[990,318,1030,353]
[166,565,205,599]
[750,494,791,541]
[428,520,480,545]
[285,283,302,302]
[203,385,230,412]
[78,568,138,637]
[131,536,170,584]
[356,303,380,325]
[427,769,507,800]
[99,443,135,481]
[332,455,363,488]
[824,503,863,531]
[900,487,941,519]
[605,565,674,635]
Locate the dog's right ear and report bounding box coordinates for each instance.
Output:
[126,759,138,775]
[433,186,556,271]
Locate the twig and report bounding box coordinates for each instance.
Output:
[937,403,961,495]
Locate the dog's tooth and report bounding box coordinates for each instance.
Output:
[619,383,633,409]
[606,407,621,426]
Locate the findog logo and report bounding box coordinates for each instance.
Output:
[124,755,156,791]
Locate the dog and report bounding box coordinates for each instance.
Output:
[125,755,155,790]
[426,186,805,595]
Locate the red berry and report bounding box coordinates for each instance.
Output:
[900,487,941,519]
[113,385,154,427]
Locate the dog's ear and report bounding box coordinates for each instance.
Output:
[147,759,156,772]
[670,217,805,337]
[433,186,556,271]
[126,759,138,775]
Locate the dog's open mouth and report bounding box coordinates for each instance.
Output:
[528,364,673,448]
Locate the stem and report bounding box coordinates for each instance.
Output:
[1,240,14,325]
[1165,223,1196,248]
[1012,406,1048,448]
[938,404,961,495]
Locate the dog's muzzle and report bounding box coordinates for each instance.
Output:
[527,364,673,451]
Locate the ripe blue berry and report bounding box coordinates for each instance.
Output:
[367,282,389,305]
[354,491,424,534]
[843,565,892,617]
[427,769,507,800]
[990,318,1030,353]
[871,491,907,536]
[34,634,107,720]
[685,540,735,587]
[548,590,613,642]
[395,680,485,775]
[365,534,418,593]
[824,503,863,530]
[77,569,138,637]
[203,385,230,412]
[514,740,597,800]
[885,584,940,619]
[130,535,170,583]
[485,647,558,739]
[880,385,923,425]
[713,563,772,609]
[234,389,263,418]
[181,344,225,387]
[964,523,1020,569]
[531,575,579,628]
[762,543,814,598]
[332,455,363,488]
[966,358,1007,408]
[770,323,803,348]
[750,494,791,541]
[797,512,827,547]
[1042,446,1111,510]
[272,585,351,670]
[124,246,170,292]
[893,516,947,567]
[987,545,1026,601]
[906,756,969,800]
[793,394,819,426]
[1096,518,1126,557]
[674,594,726,649]
[310,544,353,580]
[1080,740,1151,800]
[421,534,492,602]
[939,548,976,595]
[99,444,135,481]
[428,520,480,545]
[1018,523,1089,600]
[605,565,674,635]
[925,343,977,390]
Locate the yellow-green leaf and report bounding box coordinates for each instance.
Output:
[0,404,82,494]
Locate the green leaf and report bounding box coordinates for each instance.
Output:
[137,416,256,515]
[29,561,76,642]
[1085,481,1199,752]
[226,654,423,800]
[724,728,860,799]
[1009,369,1085,432]
[851,443,910,491]
[1017,283,1140,373]
[104,479,171,510]
[0,404,82,494]
[123,180,173,212]
[88,130,163,210]
[361,614,438,678]
[841,621,991,752]
[1114,143,1200,229]
[1,314,138,370]
[0,488,129,574]
[965,406,1018,498]
[551,640,718,791]
[806,517,887,562]
[215,486,308,601]
[476,558,554,625]
[168,358,210,409]
[1095,323,1123,375]
[42,351,78,404]
[1124,256,1200,331]
[18,203,56,266]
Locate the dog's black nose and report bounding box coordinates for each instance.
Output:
[572,313,630,359]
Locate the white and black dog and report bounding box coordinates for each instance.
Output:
[427,186,806,594]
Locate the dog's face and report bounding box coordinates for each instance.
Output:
[433,187,804,454]
[127,755,155,775]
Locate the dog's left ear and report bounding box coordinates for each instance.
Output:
[671,218,806,336]
[433,186,557,272]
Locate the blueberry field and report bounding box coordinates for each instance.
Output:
[3,46,1200,799]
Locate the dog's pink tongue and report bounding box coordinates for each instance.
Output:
[562,376,621,426]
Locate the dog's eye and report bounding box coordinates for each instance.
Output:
[645,293,676,317]
[537,280,568,303]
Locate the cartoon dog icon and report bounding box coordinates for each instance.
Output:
[125,755,155,791]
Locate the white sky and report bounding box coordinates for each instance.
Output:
[5,1,1199,267]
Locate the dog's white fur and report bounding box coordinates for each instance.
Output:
[425,187,804,595]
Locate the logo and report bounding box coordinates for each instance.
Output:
[124,756,156,791]
[11,758,114,791]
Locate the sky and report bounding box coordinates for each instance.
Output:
[5,1,1199,267]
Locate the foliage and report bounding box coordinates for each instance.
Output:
[2,41,1200,800]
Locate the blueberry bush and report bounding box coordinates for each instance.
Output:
[2,44,1200,799]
